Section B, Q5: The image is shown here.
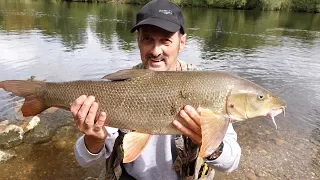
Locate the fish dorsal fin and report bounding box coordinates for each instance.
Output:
[199,109,230,158]
[102,69,153,81]
[123,132,152,163]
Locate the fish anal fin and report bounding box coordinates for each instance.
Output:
[123,132,151,163]
[199,109,229,158]
[102,69,153,81]
[21,95,48,116]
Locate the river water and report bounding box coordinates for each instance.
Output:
[0,0,319,179]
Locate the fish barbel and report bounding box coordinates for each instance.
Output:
[0,69,286,163]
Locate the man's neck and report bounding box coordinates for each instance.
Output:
[174,59,182,71]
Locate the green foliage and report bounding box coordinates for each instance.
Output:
[1,0,319,52]
[134,0,320,12]
[291,0,320,13]
[53,0,320,12]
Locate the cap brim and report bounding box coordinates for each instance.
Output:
[131,17,181,33]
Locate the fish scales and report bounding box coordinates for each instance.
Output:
[37,71,236,134]
[0,69,287,162]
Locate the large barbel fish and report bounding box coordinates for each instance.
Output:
[0,69,286,163]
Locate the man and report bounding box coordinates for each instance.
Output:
[72,0,241,179]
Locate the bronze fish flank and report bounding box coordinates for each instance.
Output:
[0,69,286,163]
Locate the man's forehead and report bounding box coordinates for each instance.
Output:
[139,25,177,36]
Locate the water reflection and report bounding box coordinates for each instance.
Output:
[0,0,319,179]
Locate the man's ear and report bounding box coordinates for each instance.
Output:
[179,33,187,53]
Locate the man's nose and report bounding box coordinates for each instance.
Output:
[150,43,162,58]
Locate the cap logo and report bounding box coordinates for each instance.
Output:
[158,9,172,15]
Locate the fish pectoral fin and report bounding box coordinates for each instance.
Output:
[102,69,153,81]
[199,109,230,158]
[123,132,152,163]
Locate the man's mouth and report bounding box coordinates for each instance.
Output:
[150,59,164,62]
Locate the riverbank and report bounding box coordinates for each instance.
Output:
[1,109,319,179]
[62,0,320,13]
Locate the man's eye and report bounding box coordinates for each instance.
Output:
[143,37,151,41]
[163,39,171,45]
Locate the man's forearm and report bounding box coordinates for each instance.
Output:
[205,138,241,172]
[74,127,119,168]
[205,124,241,172]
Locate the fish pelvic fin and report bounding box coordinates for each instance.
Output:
[122,132,151,163]
[199,109,230,158]
[0,80,48,116]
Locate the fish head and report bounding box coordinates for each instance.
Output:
[226,80,286,129]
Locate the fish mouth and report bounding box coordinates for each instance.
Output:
[226,114,243,123]
[267,106,286,129]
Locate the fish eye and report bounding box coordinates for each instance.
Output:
[257,93,264,100]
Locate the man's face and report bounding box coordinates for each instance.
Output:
[137,25,186,71]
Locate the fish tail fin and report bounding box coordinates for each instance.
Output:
[0,80,48,116]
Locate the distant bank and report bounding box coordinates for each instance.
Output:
[62,0,320,13]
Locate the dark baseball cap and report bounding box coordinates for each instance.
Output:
[130,0,185,34]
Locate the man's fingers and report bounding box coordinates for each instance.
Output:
[184,105,201,127]
[180,110,201,134]
[95,112,107,129]
[172,120,201,145]
[77,96,95,123]
[84,102,99,128]
[71,95,87,117]
[195,106,203,126]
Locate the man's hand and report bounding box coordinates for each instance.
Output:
[70,95,108,154]
[172,105,202,145]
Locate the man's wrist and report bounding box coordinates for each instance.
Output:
[206,142,224,160]
[84,135,106,154]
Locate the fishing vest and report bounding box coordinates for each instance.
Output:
[99,60,215,180]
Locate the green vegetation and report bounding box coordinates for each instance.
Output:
[1,0,319,52]
[62,0,320,13]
